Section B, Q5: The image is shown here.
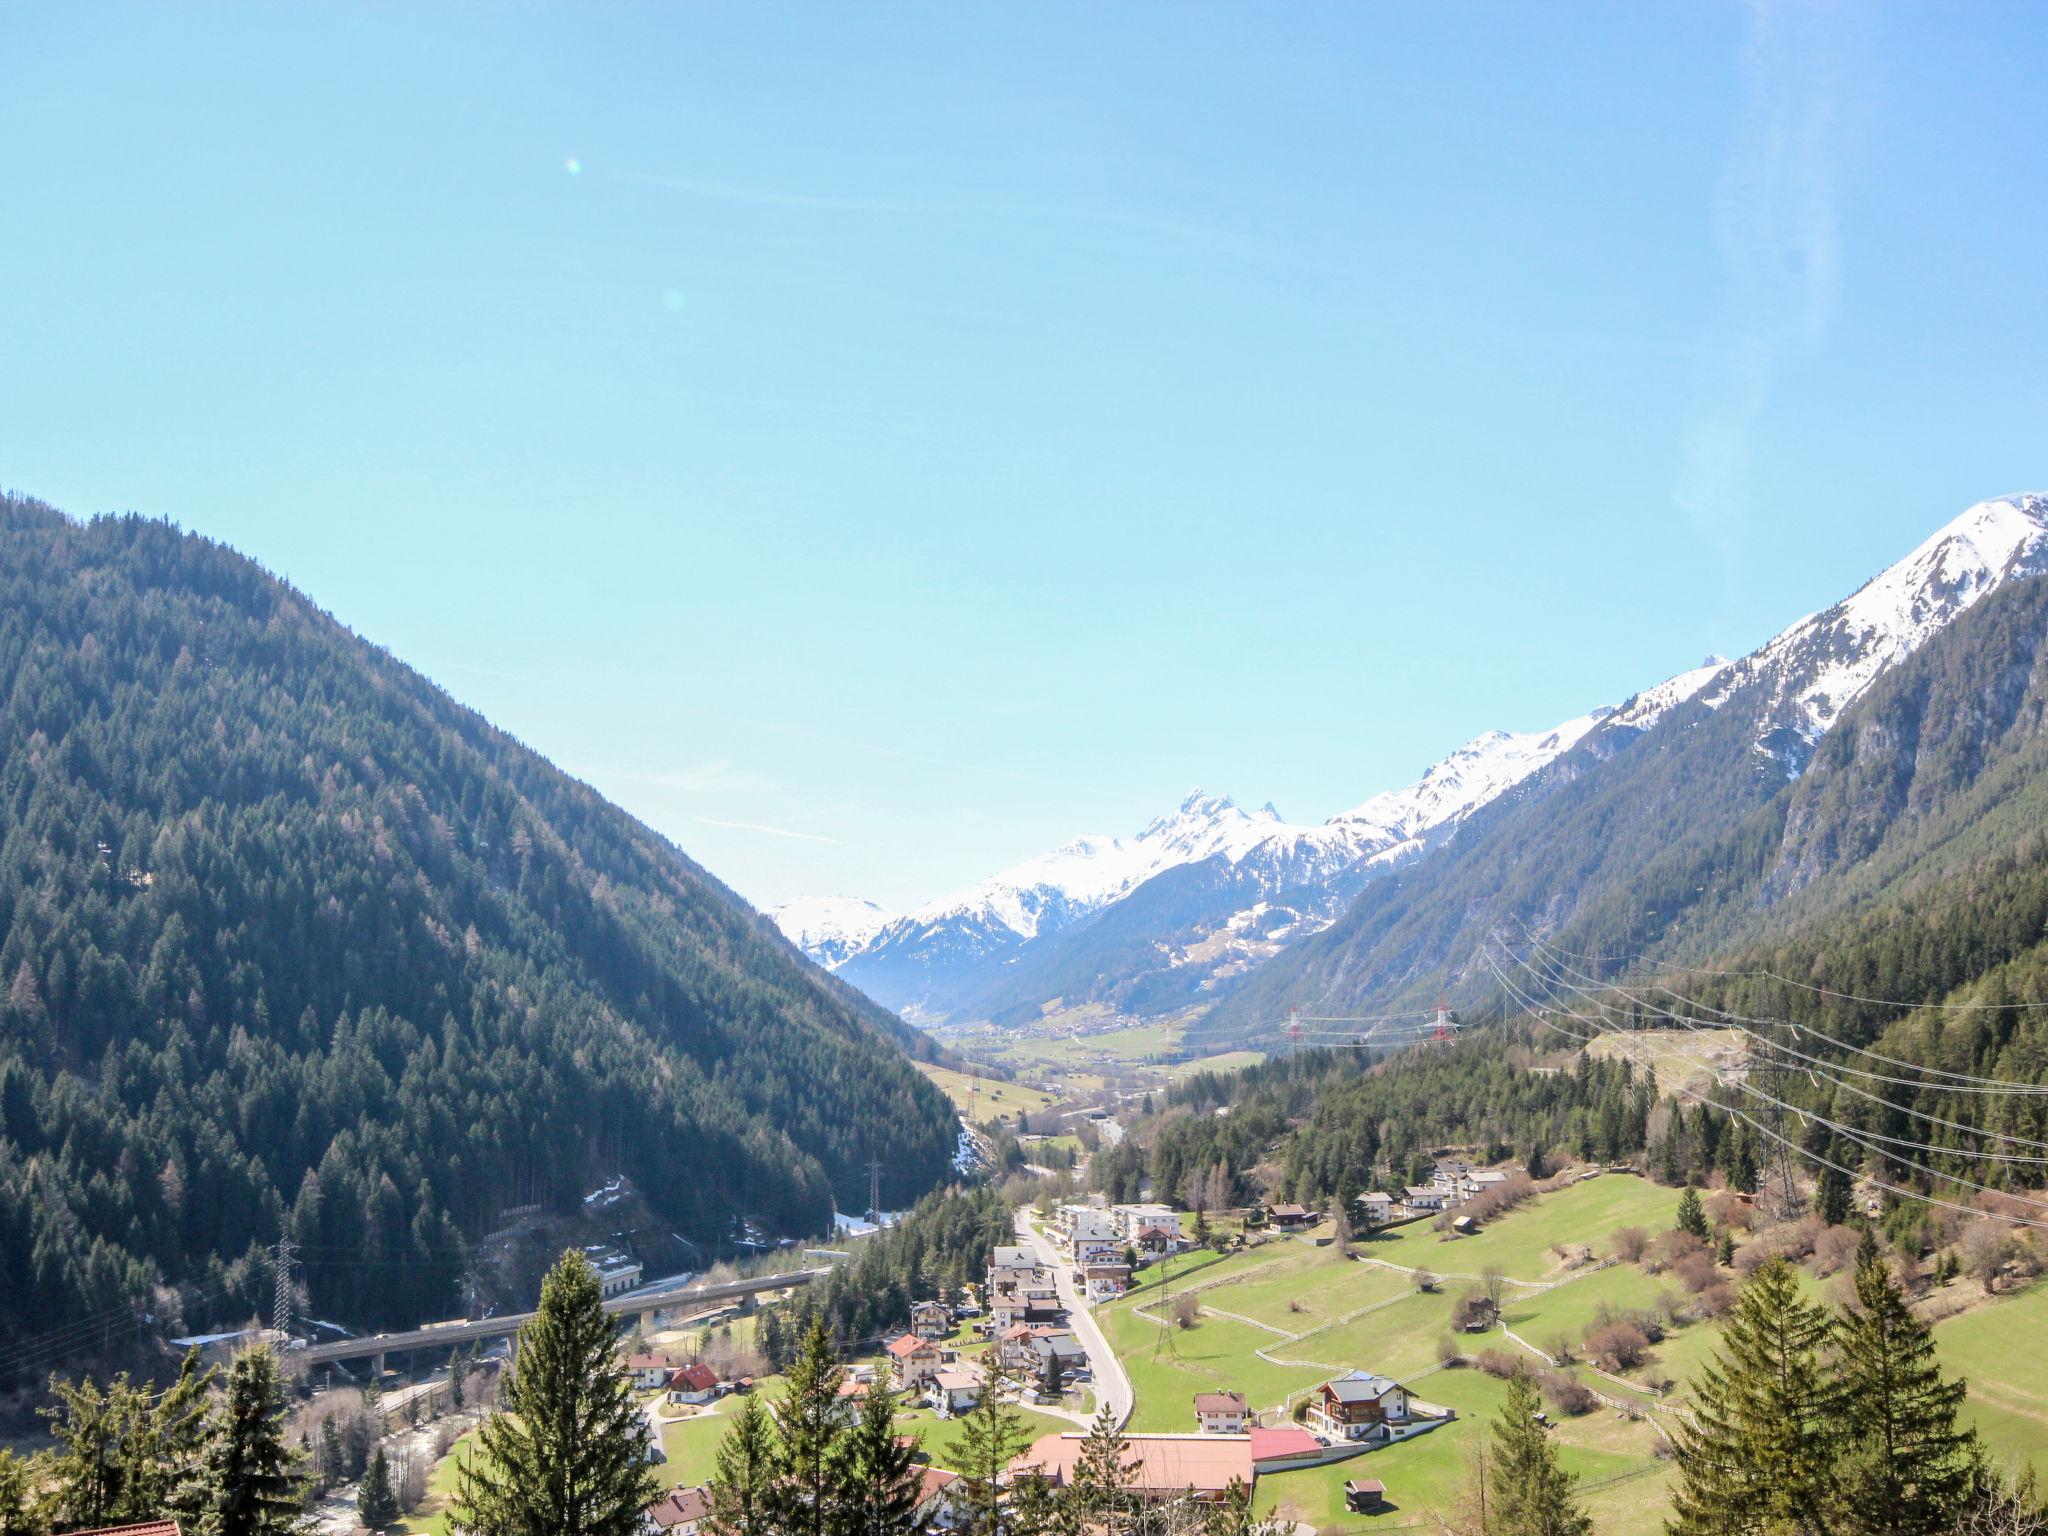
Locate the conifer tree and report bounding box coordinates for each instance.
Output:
[0,1448,47,1536]
[451,1251,656,1536]
[1834,1250,1983,1535]
[357,1446,400,1530]
[1670,1258,1839,1535]
[1675,1187,1709,1242]
[762,1319,850,1536]
[832,1378,923,1536]
[192,1346,310,1536]
[954,1361,1040,1536]
[1068,1403,1136,1534]
[1482,1370,1590,1536]
[703,1394,777,1536]
[43,1373,128,1528]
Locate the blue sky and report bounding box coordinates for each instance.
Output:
[4,3,2045,912]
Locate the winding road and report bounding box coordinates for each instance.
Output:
[1012,1210,1133,1427]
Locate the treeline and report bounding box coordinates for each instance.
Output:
[1111,1039,1657,1210]
[761,1186,1013,1366]
[0,1346,306,1535]
[0,497,958,1365]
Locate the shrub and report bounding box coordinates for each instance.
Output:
[1172,1292,1199,1329]
[1474,1348,1521,1379]
[1539,1371,1598,1416]
[1612,1226,1650,1263]
[1673,1250,1719,1294]
[1436,1333,1463,1367]
[1543,1334,1576,1365]
[1695,1282,1736,1318]
[1414,1269,1440,1293]
[1811,1224,1861,1277]
[1585,1322,1650,1371]
[1450,1288,1493,1331]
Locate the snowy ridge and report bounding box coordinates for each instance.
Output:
[770,895,898,971]
[780,494,2048,1007]
[1705,493,2048,770]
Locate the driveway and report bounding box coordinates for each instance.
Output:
[1012,1210,1133,1428]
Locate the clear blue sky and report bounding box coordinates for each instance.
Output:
[4,4,2044,912]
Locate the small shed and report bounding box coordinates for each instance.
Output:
[1345,1478,1387,1513]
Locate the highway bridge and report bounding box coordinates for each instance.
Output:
[300,1266,830,1375]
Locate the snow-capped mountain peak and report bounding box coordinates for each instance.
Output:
[769,895,898,970]
[1709,492,2048,769]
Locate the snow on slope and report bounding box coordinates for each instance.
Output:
[896,791,1297,944]
[1706,493,2048,769]
[770,895,898,970]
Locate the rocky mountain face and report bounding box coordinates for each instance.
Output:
[1193,493,2048,1043]
[788,669,1726,1024]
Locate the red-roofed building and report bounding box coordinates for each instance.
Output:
[914,1467,966,1530]
[1013,1432,1255,1502]
[1248,1425,1323,1471]
[645,1485,710,1533]
[665,1362,722,1406]
[886,1332,943,1391]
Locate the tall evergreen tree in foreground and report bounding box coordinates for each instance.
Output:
[761,1319,851,1536]
[954,1361,1039,1536]
[191,1346,309,1536]
[833,1378,924,1536]
[1670,1257,1838,1536]
[704,1394,778,1536]
[1834,1249,1983,1536]
[1068,1403,1137,1535]
[452,1251,657,1536]
[1482,1370,1590,1536]
[357,1447,400,1531]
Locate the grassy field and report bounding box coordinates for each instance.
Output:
[393,1433,473,1536]
[1351,1176,1680,1280]
[1099,1174,2048,1530]
[914,1062,1062,1126]
[1251,1368,1671,1534]
[1937,1278,2048,1468]
[1582,1029,1746,1100]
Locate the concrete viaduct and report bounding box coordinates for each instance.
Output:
[299,1267,831,1377]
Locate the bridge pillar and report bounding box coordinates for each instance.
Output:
[372,1352,386,1378]
[739,1294,757,1316]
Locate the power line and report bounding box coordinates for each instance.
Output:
[1481,943,2048,1231]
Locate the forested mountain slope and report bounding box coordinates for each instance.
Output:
[0,495,958,1364]
[1198,524,2048,1045]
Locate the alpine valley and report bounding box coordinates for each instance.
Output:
[778,493,2048,1043]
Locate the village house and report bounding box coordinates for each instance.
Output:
[997,1323,1058,1372]
[1467,1169,1512,1195]
[1110,1203,1182,1242]
[1012,1426,1319,1504]
[1267,1203,1316,1230]
[927,1366,983,1418]
[914,1467,966,1531]
[886,1332,944,1391]
[1133,1225,1183,1261]
[1401,1185,1445,1213]
[910,1300,954,1340]
[1053,1205,1124,1262]
[1355,1191,1394,1226]
[1079,1260,1132,1301]
[664,1362,722,1406]
[644,1486,709,1534]
[1030,1330,1087,1390]
[834,1378,871,1423]
[1193,1391,1247,1434]
[584,1244,645,1298]
[1306,1372,1414,1442]
[624,1352,683,1391]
